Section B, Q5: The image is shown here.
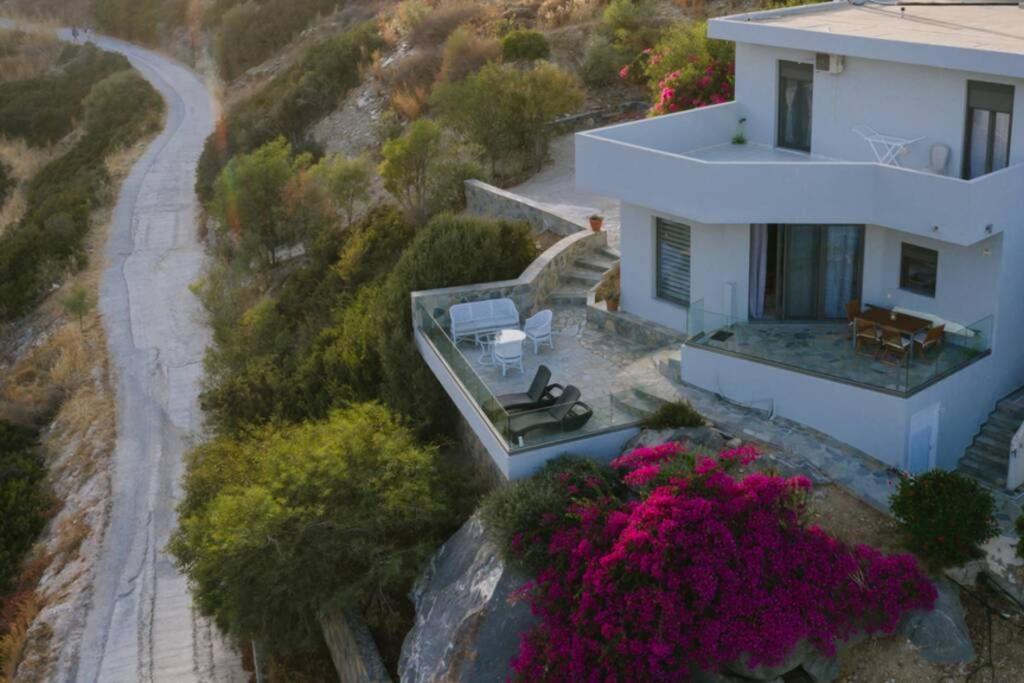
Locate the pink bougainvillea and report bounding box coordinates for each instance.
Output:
[509,444,937,682]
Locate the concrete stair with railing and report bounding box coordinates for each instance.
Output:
[956,386,1024,489]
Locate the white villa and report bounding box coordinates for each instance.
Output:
[413,1,1024,489]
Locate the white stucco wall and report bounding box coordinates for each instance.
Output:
[620,204,750,334]
[735,43,1024,175]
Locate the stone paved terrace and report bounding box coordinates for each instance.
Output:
[460,304,678,444]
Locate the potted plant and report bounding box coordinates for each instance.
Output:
[731,117,748,145]
[596,264,620,312]
[589,214,604,232]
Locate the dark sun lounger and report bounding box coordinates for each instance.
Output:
[507,385,593,441]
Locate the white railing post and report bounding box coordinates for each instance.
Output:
[1008,422,1024,490]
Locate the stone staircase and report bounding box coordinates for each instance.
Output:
[956,387,1024,489]
[550,246,619,305]
[611,386,670,420]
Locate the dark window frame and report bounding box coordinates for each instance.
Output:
[962,80,1014,179]
[899,242,939,298]
[777,60,814,153]
[655,218,691,307]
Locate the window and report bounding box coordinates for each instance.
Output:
[777,61,813,152]
[900,243,938,298]
[963,81,1014,179]
[656,218,690,306]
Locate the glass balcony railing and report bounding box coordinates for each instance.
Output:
[415,299,665,453]
[685,299,993,396]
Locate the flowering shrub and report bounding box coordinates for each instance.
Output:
[890,469,999,569]
[620,21,735,117]
[509,444,937,681]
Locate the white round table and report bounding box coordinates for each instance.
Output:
[495,329,526,345]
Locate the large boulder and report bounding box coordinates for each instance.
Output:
[398,513,535,683]
[898,578,975,664]
[625,426,728,454]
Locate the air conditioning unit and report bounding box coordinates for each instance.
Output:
[815,53,844,74]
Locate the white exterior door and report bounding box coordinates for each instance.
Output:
[907,403,939,473]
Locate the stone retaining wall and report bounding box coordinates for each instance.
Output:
[586,299,686,349]
[412,229,606,329]
[464,179,585,237]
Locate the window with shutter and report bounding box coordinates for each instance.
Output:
[656,218,690,306]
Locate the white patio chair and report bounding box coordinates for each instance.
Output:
[524,309,554,353]
[493,337,524,376]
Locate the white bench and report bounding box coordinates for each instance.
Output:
[892,306,976,341]
[450,298,520,344]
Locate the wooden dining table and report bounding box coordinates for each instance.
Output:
[855,305,933,363]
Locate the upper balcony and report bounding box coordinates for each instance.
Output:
[576,102,1024,246]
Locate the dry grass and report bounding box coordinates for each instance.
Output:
[0,591,40,681]
[538,0,604,27]
[0,138,60,236]
[407,3,482,47]
[437,26,500,83]
[0,29,62,83]
[391,84,430,120]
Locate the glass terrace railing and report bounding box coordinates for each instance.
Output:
[686,299,993,396]
[415,299,665,453]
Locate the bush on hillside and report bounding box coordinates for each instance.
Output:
[581,35,629,87]
[0,421,49,593]
[480,456,621,572]
[169,403,456,654]
[601,0,657,54]
[640,400,704,430]
[501,29,550,62]
[508,442,937,681]
[0,62,165,320]
[890,469,999,569]
[626,21,735,116]
[196,22,381,201]
[215,0,340,80]
[91,0,188,43]
[379,119,482,224]
[83,69,165,148]
[437,26,499,84]
[406,3,480,48]
[0,161,13,207]
[432,61,583,181]
[0,44,128,146]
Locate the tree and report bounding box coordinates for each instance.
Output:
[311,153,373,227]
[210,137,319,270]
[61,285,93,330]
[378,119,480,225]
[170,403,455,654]
[432,61,583,179]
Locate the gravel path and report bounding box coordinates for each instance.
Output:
[32,31,246,683]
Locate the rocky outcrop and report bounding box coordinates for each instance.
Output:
[320,610,392,683]
[898,578,975,664]
[398,513,534,683]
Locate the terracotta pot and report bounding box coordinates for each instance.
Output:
[606,298,619,312]
[589,216,603,232]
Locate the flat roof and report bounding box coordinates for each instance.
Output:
[710,2,1024,79]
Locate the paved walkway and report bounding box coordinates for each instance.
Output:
[510,135,621,250]
[50,30,245,683]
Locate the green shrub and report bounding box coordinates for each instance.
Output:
[379,119,482,225]
[581,35,628,87]
[406,3,480,48]
[0,44,128,147]
[83,69,165,147]
[641,400,704,430]
[501,29,550,62]
[0,420,49,593]
[438,26,500,83]
[432,61,583,180]
[600,0,657,53]
[0,60,164,320]
[215,0,341,80]
[91,0,188,43]
[890,470,999,569]
[480,456,621,572]
[169,403,455,654]
[0,161,13,206]
[196,22,381,201]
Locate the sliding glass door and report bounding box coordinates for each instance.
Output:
[752,225,863,321]
[963,81,1014,179]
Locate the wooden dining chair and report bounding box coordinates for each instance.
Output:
[854,318,881,357]
[845,299,862,339]
[879,328,911,366]
[914,324,945,361]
